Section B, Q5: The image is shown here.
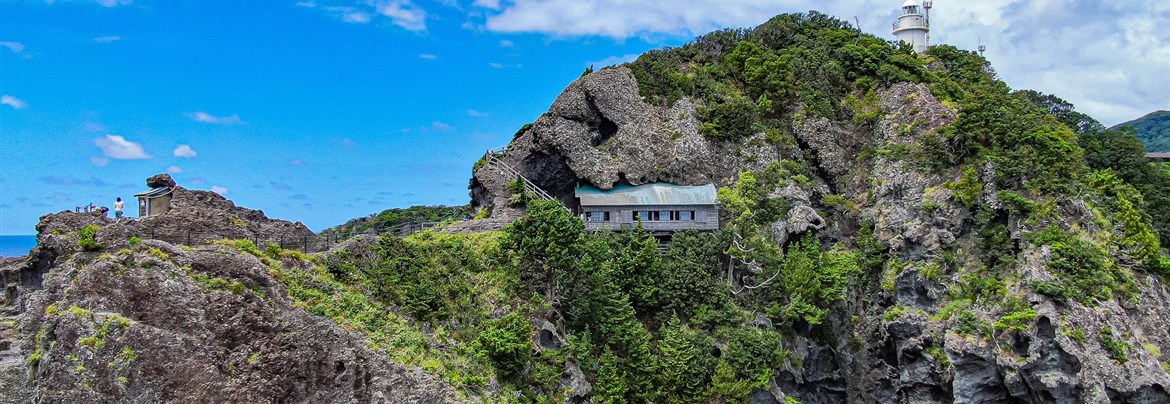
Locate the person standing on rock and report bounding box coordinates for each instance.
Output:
[114,197,125,218]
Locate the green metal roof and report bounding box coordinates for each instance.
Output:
[576,183,717,206]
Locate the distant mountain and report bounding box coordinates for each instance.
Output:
[1112,110,1170,152]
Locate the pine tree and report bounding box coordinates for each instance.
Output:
[708,358,752,401]
[500,199,583,302]
[594,348,628,404]
[657,314,711,403]
[609,225,661,315]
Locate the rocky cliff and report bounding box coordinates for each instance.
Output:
[0,177,459,403]
[467,14,1170,403]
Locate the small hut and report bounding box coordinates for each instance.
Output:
[134,174,177,217]
[575,183,719,233]
[134,187,173,217]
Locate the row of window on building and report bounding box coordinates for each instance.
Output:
[585,210,697,222]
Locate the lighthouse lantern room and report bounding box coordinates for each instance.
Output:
[892,0,932,53]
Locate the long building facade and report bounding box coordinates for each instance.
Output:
[575,183,719,233]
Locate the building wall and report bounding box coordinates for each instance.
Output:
[580,204,719,232]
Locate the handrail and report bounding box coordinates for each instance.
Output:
[483,153,571,214]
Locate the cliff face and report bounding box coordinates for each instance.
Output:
[467,46,1170,402]
[0,188,457,403]
[471,67,789,218]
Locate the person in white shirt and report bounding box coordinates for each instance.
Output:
[114,197,125,218]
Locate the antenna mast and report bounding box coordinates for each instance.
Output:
[923,0,933,49]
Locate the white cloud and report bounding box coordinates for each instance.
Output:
[167,165,183,174]
[93,36,123,43]
[431,121,453,132]
[587,53,640,68]
[375,0,428,31]
[173,144,197,158]
[342,11,372,23]
[1,95,27,109]
[467,109,489,117]
[473,0,500,10]
[419,53,438,60]
[211,186,229,195]
[302,1,428,31]
[498,39,514,47]
[94,135,152,160]
[481,0,1169,126]
[0,41,25,53]
[90,156,110,167]
[186,111,244,125]
[484,0,786,38]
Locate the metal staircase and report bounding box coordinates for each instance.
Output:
[483,151,571,214]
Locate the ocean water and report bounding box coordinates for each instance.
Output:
[0,235,37,258]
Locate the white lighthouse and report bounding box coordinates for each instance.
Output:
[892,0,931,53]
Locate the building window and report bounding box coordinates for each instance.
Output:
[659,210,671,221]
[586,211,610,222]
[636,211,663,221]
[679,210,693,221]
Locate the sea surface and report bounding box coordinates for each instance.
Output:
[0,235,37,258]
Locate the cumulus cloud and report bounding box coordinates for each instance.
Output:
[90,156,109,167]
[375,0,428,31]
[480,0,1168,125]
[467,109,489,117]
[484,0,784,38]
[0,41,25,53]
[419,53,438,60]
[303,1,427,31]
[93,36,123,43]
[431,121,453,132]
[167,165,183,174]
[186,111,244,125]
[94,135,151,160]
[498,39,514,47]
[173,144,197,158]
[1,95,27,109]
[211,186,228,195]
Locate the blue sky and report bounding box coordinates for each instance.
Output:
[2,0,1167,234]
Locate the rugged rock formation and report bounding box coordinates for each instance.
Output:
[0,190,459,403]
[468,63,1170,402]
[32,184,321,253]
[470,67,792,218]
[146,173,177,189]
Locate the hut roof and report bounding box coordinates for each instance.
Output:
[134,187,173,198]
[576,183,717,206]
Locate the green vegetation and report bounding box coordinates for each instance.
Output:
[52,13,1155,403]
[321,205,474,238]
[1098,326,1131,364]
[1028,226,1138,305]
[78,225,102,251]
[1112,110,1170,152]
